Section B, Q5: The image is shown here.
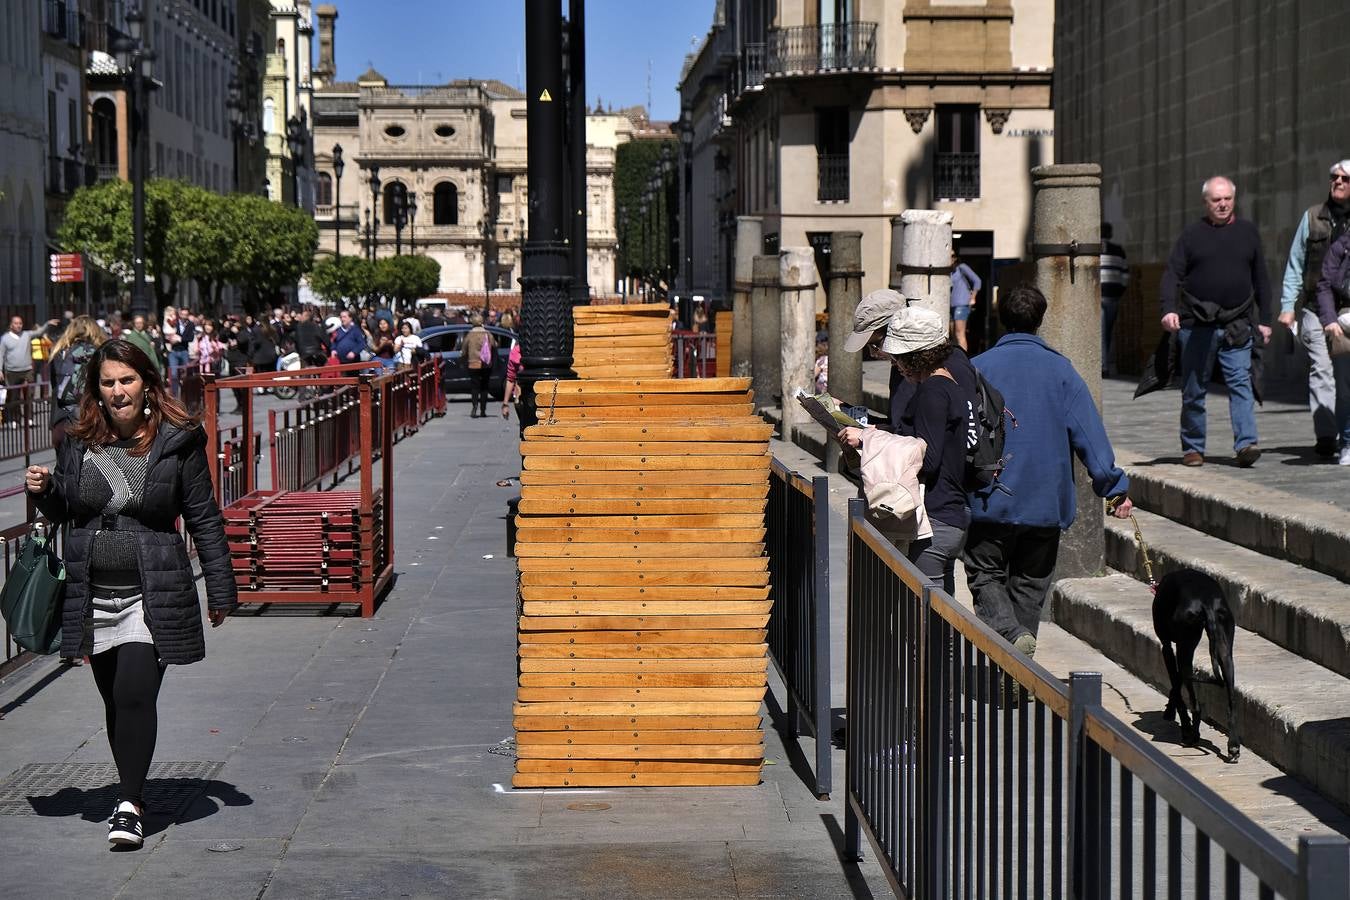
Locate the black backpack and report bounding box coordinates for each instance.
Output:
[965,370,1013,492]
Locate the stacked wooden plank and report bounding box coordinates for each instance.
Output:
[571,303,673,379]
[715,310,732,377]
[514,376,772,787]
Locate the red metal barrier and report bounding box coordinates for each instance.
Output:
[204,362,398,616]
[672,330,717,377]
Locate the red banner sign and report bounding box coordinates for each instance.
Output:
[49,253,83,283]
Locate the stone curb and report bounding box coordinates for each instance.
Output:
[1118,448,1350,584]
[1105,511,1350,680]
[1052,574,1350,812]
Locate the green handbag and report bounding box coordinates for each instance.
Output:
[0,526,66,655]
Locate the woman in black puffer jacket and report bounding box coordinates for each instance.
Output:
[26,339,237,848]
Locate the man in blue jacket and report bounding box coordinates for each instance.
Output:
[330,309,367,363]
[965,285,1134,657]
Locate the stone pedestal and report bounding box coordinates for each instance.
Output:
[826,231,863,471]
[750,255,781,413]
[896,210,954,324]
[779,247,819,440]
[1032,163,1104,583]
[731,217,762,378]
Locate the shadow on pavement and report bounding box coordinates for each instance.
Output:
[26,777,253,838]
[763,686,826,799]
[819,812,877,900]
[1130,710,1227,761]
[0,661,78,719]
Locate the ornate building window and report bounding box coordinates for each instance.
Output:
[316,172,333,207]
[382,181,405,225]
[263,98,275,134]
[434,182,458,225]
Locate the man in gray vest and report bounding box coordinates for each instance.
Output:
[1,315,57,427]
[1279,159,1350,460]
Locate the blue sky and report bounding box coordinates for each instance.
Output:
[328,1,718,121]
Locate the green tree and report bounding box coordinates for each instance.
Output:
[372,255,440,307]
[152,180,234,315]
[309,255,377,306]
[614,138,677,294]
[225,195,319,314]
[57,179,134,286]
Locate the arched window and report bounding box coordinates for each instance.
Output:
[316,172,333,207]
[382,181,406,225]
[262,98,275,134]
[433,182,458,225]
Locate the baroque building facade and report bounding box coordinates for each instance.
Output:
[308,8,627,296]
[679,0,1053,340]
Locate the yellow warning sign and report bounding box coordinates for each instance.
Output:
[539,88,553,102]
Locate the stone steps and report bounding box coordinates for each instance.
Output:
[1118,448,1350,584]
[1052,573,1350,811]
[1105,509,1350,680]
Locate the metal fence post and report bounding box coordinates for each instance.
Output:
[811,474,832,800]
[1299,834,1350,900]
[843,496,864,863]
[919,588,949,900]
[1067,671,1103,900]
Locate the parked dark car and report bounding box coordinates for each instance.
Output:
[418,324,516,399]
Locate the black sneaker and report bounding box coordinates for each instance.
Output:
[1315,437,1339,458]
[108,803,143,847]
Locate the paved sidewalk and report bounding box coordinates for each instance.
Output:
[0,403,886,899]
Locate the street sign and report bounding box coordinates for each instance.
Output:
[49,253,83,283]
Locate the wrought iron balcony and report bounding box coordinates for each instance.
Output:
[96,163,119,183]
[768,22,877,76]
[741,43,766,91]
[817,153,850,202]
[935,152,980,200]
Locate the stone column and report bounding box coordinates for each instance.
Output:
[1032,163,1104,581]
[731,216,762,378]
[896,210,954,323]
[888,215,905,290]
[825,231,863,471]
[750,255,781,412]
[779,247,819,441]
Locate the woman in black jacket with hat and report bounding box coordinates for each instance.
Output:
[25,339,237,848]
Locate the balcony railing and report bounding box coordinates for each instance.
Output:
[742,43,766,91]
[96,163,119,183]
[817,153,849,202]
[767,22,877,75]
[935,151,981,200]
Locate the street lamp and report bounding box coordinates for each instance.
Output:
[407,189,417,252]
[285,116,304,207]
[367,166,381,260]
[332,143,344,259]
[113,3,157,318]
[391,182,408,256]
[361,208,373,260]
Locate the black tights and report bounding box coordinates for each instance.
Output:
[470,368,491,414]
[90,643,165,808]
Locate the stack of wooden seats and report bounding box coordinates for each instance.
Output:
[571,303,673,379]
[513,376,772,787]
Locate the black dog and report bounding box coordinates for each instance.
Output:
[1151,569,1240,762]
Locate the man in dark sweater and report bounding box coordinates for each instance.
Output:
[1160,175,1272,467]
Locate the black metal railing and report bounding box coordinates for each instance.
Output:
[817,153,849,202]
[935,151,981,200]
[741,42,766,91]
[767,22,877,75]
[96,164,119,183]
[43,0,68,39]
[841,497,1350,899]
[766,459,831,799]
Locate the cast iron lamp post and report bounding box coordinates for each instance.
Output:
[285,116,304,207]
[112,3,157,318]
[391,182,408,256]
[367,166,381,260]
[407,189,417,252]
[332,143,344,259]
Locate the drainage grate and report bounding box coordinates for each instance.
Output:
[0,761,223,819]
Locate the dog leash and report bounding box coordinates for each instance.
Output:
[1106,496,1158,591]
